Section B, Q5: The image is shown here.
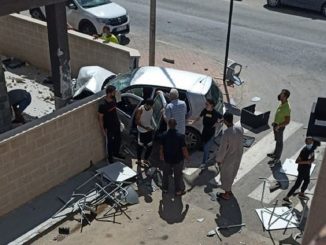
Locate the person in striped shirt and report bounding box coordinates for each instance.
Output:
[163,88,188,135]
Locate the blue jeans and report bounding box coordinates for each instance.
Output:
[202,136,215,165]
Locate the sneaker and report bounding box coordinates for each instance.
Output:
[267,153,276,158]
[199,163,206,169]
[143,160,150,167]
[217,192,232,200]
[283,197,292,205]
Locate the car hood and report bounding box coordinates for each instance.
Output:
[84,3,127,18]
[72,66,115,99]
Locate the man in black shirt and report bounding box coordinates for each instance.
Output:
[193,99,222,169]
[98,85,124,163]
[159,118,190,196]
[8,89,32,124]
[283,137,315,204]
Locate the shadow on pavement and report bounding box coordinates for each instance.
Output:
[158,194,189,224]
[215,195,243,237]
[263,4,326,21]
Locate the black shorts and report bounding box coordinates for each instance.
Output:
[138,131,153,146]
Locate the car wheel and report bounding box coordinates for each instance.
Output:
[79,21,97,36]
[185,127,201,151]
[29,8,46,21]
[267,0,280,7]
[322,3,326,17]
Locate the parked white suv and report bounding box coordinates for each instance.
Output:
[29,0,130,35]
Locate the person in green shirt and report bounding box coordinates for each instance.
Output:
[267,89,291,166]
[93,26,119,44]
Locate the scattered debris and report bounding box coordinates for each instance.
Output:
[251,96,261,102]
[162,57,175,64]
[147,227,153,230]
[2,57,26,69]
[197,218,205,223]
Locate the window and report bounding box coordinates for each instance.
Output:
[205,82,223,112]
[117,96,141,117]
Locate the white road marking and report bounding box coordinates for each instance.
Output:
[248,148,302,203]
[234,121,303,184]
[248,143,325,204]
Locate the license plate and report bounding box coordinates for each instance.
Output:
[116,25,127,32]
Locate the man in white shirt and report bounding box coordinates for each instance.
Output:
[135,99,154,167]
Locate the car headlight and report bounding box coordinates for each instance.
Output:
[96,18,112,25]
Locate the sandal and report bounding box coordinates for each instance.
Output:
[216,192,232,200]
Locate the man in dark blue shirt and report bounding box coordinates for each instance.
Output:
[159,118,190,196]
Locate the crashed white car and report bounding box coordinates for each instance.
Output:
[72,66,116,99]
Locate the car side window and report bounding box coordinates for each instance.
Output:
[117,96,141,116]
[124,87,143,98]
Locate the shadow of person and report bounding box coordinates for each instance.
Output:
[215,195,243,237]
[158,194,189,224]
[271,162,289,190]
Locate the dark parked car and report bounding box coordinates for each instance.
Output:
[267,0,326,17]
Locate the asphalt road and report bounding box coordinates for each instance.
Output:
[117,0,326,124]
[113,0,326,242]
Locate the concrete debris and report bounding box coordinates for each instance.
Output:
[162,57,175,64]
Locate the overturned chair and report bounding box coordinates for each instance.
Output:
[240,104,270,130]
[307,97,326,141]
[226,60,244,86]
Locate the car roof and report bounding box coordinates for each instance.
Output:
[130,66,212,95]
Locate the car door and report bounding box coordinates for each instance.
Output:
[116,93,143,134]
[151,91,167,134]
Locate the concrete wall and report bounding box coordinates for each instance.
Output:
[302,150,326,244]
[0,14,140,76]
[0,95,105,217]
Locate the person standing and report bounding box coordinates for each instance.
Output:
[163,88,187,135]
[135,99,154,167]
[160,118,190,196]
[216,112,244,200]
[283,137,315,205]
[267,89,291,166]
[8,89,32,124]
[193,99,222,169]
[98,85,124,163]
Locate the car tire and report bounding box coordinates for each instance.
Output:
[185,127,201,151]
[29,8,46,21]
[322,3,326,17]
[79,21,97,36]
[267,0,280,7]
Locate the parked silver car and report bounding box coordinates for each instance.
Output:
[107,66,224,150]
[267,0,326,17]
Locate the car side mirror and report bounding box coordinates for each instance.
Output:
[67,3,77,10]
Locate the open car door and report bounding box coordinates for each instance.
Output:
[151,90,167,135]
[116,93,143,135]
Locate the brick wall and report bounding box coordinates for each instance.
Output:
[0,14,140,76]
[0,95,105,216]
